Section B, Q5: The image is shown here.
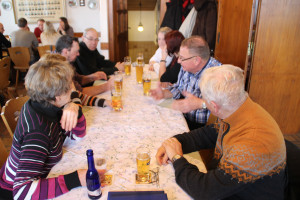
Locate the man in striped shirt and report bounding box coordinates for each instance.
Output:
[151,36,221,130]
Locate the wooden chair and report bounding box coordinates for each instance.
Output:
[1,96,29,138]
[0,138,9,167]
[8,47,31,89]
[37,45,56,57]
[0,57,14,99]
[74,32,83,38]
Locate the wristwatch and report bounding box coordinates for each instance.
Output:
[172,154,182,163]
[202,102,207,109]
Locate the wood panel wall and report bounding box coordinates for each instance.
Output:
[248,0,300,134]
[128,41,158,63]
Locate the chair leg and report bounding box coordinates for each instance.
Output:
[15,70,19,89]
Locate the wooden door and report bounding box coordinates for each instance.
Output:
[247,0,300,134]
[214,0,255,69]
[108,0,129,62]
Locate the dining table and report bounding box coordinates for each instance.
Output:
[50,65,207,200]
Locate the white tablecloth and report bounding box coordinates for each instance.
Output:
[50,66,206,200]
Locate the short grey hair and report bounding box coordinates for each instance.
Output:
[181,36,210,60]
[25,59,74,106]
[199,65,248,112]
[83,28,97,37]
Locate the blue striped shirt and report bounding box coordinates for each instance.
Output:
[169,57,222,124]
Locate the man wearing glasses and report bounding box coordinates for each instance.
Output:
[74,28,124,77]
[151,36,221,130]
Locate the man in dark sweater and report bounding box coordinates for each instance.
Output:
[156,65,287,200]
[74,28,124,76]
[0,23,11,59]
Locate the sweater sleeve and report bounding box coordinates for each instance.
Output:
[0,33,11,48]
[12,132,82,200]
[96,52,118,76]
[160,62,182,84]
[173,125,218,154]
[78,91,105,107]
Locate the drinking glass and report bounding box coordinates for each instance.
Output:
[136,146,150,182]
[136,63,144,84]
[111,86,122,111]
[124,56,131,76]
[114,71,123,92]
[137,53,144,65]
[142,72,151,96]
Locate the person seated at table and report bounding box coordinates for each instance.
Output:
[149,27,173,73]
[151,36,221,130]
[10,18,39,64]
[156,65,287,200]
[40,21,61,46]
[0,22,11,59]
[74,28,124,76]
[56,35,113,99]
[34,18,44,43]
[57,17,74,37]
[0,58,105,199]
[159,30,185,86]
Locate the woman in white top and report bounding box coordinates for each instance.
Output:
[40,21,61,46]
[149,27,173,73]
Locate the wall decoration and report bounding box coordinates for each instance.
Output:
[12,0,66,24]
[87,0,98,10]
[2,1,12,10]
[79,0,85,7]
[68,0,77,7]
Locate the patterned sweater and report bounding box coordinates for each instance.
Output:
[0,99,86,199]
[173,97,287,200]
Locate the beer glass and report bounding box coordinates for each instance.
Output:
[142,72,151,96]
[124,56,131,76]
[114,71,123,92]
[137,53,144,65]
[111,86,122,111]
[136,63,144,84]
[136,146,150,182]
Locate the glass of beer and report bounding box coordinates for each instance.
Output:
[136,63,144,84]
[136,146,150,182]
[124,56,131,76]
[142,72,151,96]
[111,86,122,111]
[137,53,144,65]
[114,71,123,92]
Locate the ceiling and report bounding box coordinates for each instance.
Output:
[128,0,157,11]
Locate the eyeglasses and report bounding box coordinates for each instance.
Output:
[178,55,197,62]
[84,36,99,42]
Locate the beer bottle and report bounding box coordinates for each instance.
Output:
[86,149,102,199]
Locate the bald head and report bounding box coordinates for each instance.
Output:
[82,28,99,51]
[0,23,4,34]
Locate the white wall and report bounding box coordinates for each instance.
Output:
[0,0,109,58]
[128,11,156,42]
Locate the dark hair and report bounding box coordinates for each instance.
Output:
[18,18,27,28]
[60,17,70,31]
[165,30,185,55]
[56,35,79,54]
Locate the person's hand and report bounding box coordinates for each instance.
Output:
[150,82,164,100]
[162,137,183,161]
[92,71,107,81]
[115,62,124,71]
[160,82,172,89]
[61,102,79,131]
[77,169,106,186]
[156,145,169,165]
[103,100,112,108]
[171,91,203,113]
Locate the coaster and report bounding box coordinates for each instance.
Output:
[135,173,152,184]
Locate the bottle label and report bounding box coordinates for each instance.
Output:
[88,188,102,196]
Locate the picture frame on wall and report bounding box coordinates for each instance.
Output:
[12,0,66,24]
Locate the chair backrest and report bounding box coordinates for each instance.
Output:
[74,32,83,38]
[1,96,29,138]
[8,47,31,67]
[37,45,56,57]
[0,57,11,91]
[0,138,9,168]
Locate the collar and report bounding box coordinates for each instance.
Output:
[29,99,63,122]
[188,57,211,77]
[80,41,96,53]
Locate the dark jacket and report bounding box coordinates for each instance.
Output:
[192,0,218,51]
[161,0,183,30]
[0,33,11,59]
[74,42,117,76]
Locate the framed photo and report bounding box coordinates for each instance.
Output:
[12,0,66,24]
